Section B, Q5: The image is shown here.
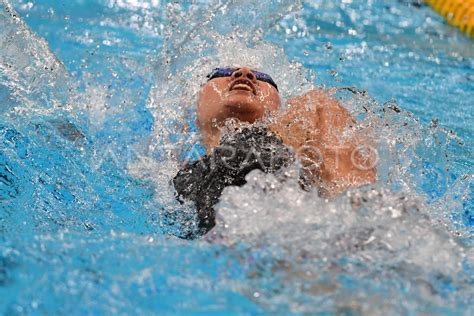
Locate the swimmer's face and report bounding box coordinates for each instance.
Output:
[197,66,281,132]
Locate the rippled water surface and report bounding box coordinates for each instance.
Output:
[1,0,473,314]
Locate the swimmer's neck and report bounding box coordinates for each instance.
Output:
[202,120,260,151]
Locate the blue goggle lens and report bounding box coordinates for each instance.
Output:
[206,67,278,91]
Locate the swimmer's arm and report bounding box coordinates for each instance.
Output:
[271,89,376,196]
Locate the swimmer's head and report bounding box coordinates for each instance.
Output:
[197,66,280,134]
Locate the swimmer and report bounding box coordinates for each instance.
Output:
[173,66,376,238]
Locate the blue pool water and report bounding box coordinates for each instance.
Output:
[1,0,473,314]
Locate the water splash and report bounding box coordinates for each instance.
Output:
[0,0,70,115]
[1,0,472,314]
[126,1,474,312]
[198,85,473,312]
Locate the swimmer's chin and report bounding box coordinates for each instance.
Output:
[222,108,262,125]
[224,101,260,114]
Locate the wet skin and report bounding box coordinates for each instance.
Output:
[197,66,281,146]
[197,66,376,196]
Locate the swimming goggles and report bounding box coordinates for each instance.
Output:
[206,67,279,91]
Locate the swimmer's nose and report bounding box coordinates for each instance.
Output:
[232,67,256,82]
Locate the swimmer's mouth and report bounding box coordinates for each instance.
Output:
[229,79,256,95]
